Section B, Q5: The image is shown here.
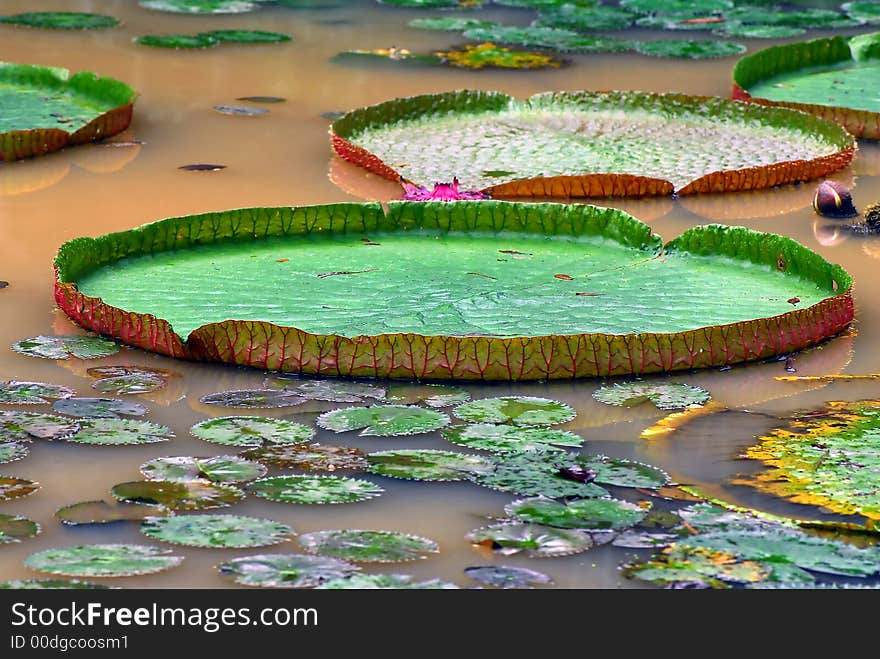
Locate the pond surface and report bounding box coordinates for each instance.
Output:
[1,0,879,589]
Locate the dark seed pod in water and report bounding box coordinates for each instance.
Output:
[865,202,880,233]
[557,465,596,484]
[812,180,857,219]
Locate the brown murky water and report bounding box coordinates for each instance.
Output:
[1,0,879,588]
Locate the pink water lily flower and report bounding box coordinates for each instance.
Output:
[401,177,487,202]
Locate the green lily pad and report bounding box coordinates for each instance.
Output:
[0,12,120,30]
[621,0,731,14]
[141,514,294,548]
[378,0,465,6]
[0,579,110,589]
[733,33,880,139]
[57,202,854,380]
[247,475,384,504]
[466,522,596,557]
[634,14,724,31]
[612,530,679,549]
[264,376,386,403]
[25,544,183,577]
[139,0,258,14]
[219,553,359,588]
[535,5,637,31]
[442,424,583,452]
[0,476,39,501]
[453,397,575,426]
[198,29,291,43]
[0,411,80,440]
[474,451,610,498]
[65,418,173,445]
[52,397,148,419]
[735,400,880,521]
[592,382,710,410]
[0,514,39,543]
[843,1,880,24]
[724,7,860,29]
[462,25,634,52]
[385,383,468,408]
[365,449,493,481]
[55,500,169,525]
[0,381,74,405]
[140,455,266,483]
[577,455,670,488]
[299,529,438,562]
[0,443,29,464]
[504,496,648,530]
[317,574,457,589]
[190,416,314,447]
[135,34,220,49]
[713,23,805,39]
[241,443,368,472]
[316,405,450,436]
[409,16,496,30]
[91,374,168,394]
[493,0,580,7]
[634,39,746,59]
[12,335,120,360]
[199,390,306,409]
[112,480,244,510]
[464,565,553,588]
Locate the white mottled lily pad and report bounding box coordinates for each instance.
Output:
[0,476,39,501]
[65,418,173,445]
[453,397,575,426]
[316,574,457,589]
[0,381,74,405]
[140,455,266,483]
[592,382,710,410]
[199,389,306,409]
[190,416,314,447]
[442,423,582,452]
[316,405,450,436]
[299,529,438,563]
[241,443,367,472]
[464,565,553,589]
[25,544,183,577]
[0,443,29,464]
[264,376,386,403]
[12,335,120,360]
[366,449,493,481]
[112,480,244,510]
[0,513,40,543]
[0,411,79,441]
[52,397,148,419]
[466,522,596,558]
[505,496,648,530]
[247,475,383,504]
[219,553,359,588]
[141,514,294,548]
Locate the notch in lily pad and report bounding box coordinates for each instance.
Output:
[592,382,710,410]
[299,529,438,563]
[112,480,244,510]
[25,544,183,578]
[141,514,294,548]
[190,416,314,447]
[219,553,359,588]
[316,405,450,437]
[12,335,120,360]
[140,455,266,483]
[247,475,384,504]
[0,381,74,405]
[366,449,493,481]
[453,397,575,426]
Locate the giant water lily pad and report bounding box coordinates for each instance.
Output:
[453,397,575,426]
[141,455,266,483]
[504,496,648,530]
[25,544,183,577]
[242,443,368,472]
[65,419,173,445]
[316,405,449,436]
[55,201,854,380]
[191,416,313,447]
[733,32,880,139]
[141,514,294,548]
[247,475,384,504]
[365,449,493,481]
[0,381,74,405]
[12,334,120,359]
[219,553,359,588]
[466,522,596,557]
[299,529,439,562]
[332,90,853,196]
[0,65,135,161]
[0,411,79,440]
[112,480,243,510]
[0,12,119,30]
[734,400,880,521]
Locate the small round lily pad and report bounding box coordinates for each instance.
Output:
[91,374,168,395]
[442,424,583,452]
[65,419,173,445]
[0,381,74,405]
[25,544,183,578]
[0,12,120,30]
[464,565,553,589]
[316,405,450,436]
[0,579,110,589]
[592,382,710,410]
[316,574,457,589]
[139,0,258,14]
[475,451,610,498]
[12,335,120,360]
[199,390,306,409]
[55,500,169,525]
[266,377,387,403]
[135,34,220,49]
[409,17,497,31]
[199,30,292,43]
[241,443,368,472]
[0,476,39,501]
[140,455,266,483]
[0,411,79,441]
[505,496,648,530]
[0,513,40,543]
[621,0,732,14]
[52,397,148,419]
[438,43,563,70]
[219,553,359,588]
[213,104,270,117]
[112,480,244,510]
[247,475,383,504]
[713,24,806,39]
[87,365,176,380]
[385,383,468,407]
[466,522,596,558]
[634,39,746,59]
[365,449,493,481]
[453,397,576,426]
[578,455,670,489]
[0,443,29,464]
[190,416,314,447]
[299,529,439,563]
[141,514,294,548]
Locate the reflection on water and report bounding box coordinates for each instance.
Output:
[0,0,879,588]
